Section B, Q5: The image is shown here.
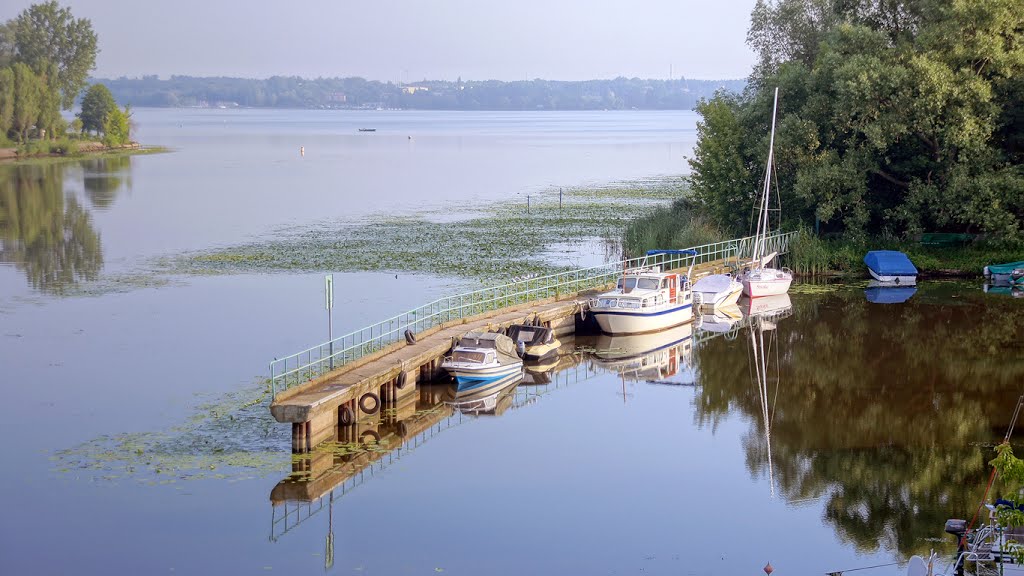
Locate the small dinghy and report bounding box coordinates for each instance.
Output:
[506,323,560,362]
[864,250,918,285]
[692,273,743,310]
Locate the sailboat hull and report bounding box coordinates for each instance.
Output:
[741,270,793,298]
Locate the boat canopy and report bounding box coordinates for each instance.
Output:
[457,331,518,360]
[985,261,1024,275]
[646,249,698,256]
[864,250,918,276]
[692,274,735,294]
[865,286,917,304]
[506,324,554,346]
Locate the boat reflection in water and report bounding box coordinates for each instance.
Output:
[521,335,582,386]
[865,280,917,304]
[742,292,792,498]
[695,301,744,336]
[445,371,523,415]
[589,322,695,385]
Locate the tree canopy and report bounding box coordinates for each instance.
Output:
[11,0,97,110]
[689,0,1024,241]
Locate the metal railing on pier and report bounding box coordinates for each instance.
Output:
[269,231,797,397]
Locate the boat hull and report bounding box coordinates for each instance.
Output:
[741,275,792,298]
[867,268,917,285]
[591,303,693,335]
[442,362,523,391]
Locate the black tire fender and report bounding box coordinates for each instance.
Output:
[396,370,408,389]
[339,404,355,426]
[359,392,381,414]
[360,429,381,443]
[404,329,417,345]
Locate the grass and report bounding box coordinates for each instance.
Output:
[622,195,728,258]
[786,229,1024,277]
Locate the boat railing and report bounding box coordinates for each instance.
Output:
[269,230,798,397]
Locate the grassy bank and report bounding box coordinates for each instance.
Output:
[622,189,1023,278]
[0,140,170,165]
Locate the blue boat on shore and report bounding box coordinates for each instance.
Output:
[864,250,918,285]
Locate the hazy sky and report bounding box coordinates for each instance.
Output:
[1,0,758,81]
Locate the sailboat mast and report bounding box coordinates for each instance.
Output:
[753,87,780,263]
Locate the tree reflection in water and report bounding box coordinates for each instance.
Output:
[694,285,1024,559]
[79,155,131,210]
[0,161,106,294]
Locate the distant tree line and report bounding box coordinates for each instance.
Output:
[98,75,746,111]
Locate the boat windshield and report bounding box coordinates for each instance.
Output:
[618,277,660,291]
[453,351,487,363]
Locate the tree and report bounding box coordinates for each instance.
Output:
[689,0,1024,241]
[0,67,13,139]
[12,1,98,110]
[78,83,115,135]
[102,105,129,147]
[10,62,41,141]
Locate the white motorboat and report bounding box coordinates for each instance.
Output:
[441,332,523,394]
[692,273,743,310]
[739,87,794,298]
[589,249,696,334]
[590,323,694,383]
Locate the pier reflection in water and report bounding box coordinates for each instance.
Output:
[268,283,1024,572]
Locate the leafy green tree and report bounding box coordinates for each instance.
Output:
[11,1,98,110]
[0,67,13,139]
[690,0,1024,241]
[78,82,115,135]
[10,62,41,141]
[102,105,129,147]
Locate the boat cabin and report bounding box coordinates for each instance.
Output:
[597,269,689,310]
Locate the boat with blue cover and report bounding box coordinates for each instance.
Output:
[441,332,523,393]
[864,250,918,285]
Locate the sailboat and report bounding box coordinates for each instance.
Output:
[740,88,793,298]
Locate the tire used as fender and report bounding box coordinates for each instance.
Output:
[404,329,417,345]
[359,392,381,414]
[339,404,355,426]
[396,370,408,390]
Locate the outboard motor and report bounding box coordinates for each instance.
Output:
[945,519,967,576]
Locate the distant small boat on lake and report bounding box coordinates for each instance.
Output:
[864,250,918,285]
[357,128,376,132]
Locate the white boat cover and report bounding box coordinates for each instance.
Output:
[693,274,736,294]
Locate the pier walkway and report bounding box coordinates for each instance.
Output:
[268,231,797,448]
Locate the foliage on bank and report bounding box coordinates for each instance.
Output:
[0,2,130,148]
[689,0,1023,242]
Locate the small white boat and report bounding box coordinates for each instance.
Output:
[739,87,794,299]
[441,332,523,394]
[692,273,743,310]
[589,249,696,334]
[506,323,560,362]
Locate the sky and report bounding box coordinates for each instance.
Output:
[1,0,759,81]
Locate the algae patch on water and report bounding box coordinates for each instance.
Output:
[52,381,290,485]
[180,180,683,281]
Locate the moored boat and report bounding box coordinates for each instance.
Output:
[984,261,1024,286]
[441,332,523,393]
[588,249,696,334]
[864,250,918,285]
[692,273,743,310]
[738,87,793,299]
[506,323,560,362]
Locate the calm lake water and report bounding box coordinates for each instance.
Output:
[1,110,1022,575]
